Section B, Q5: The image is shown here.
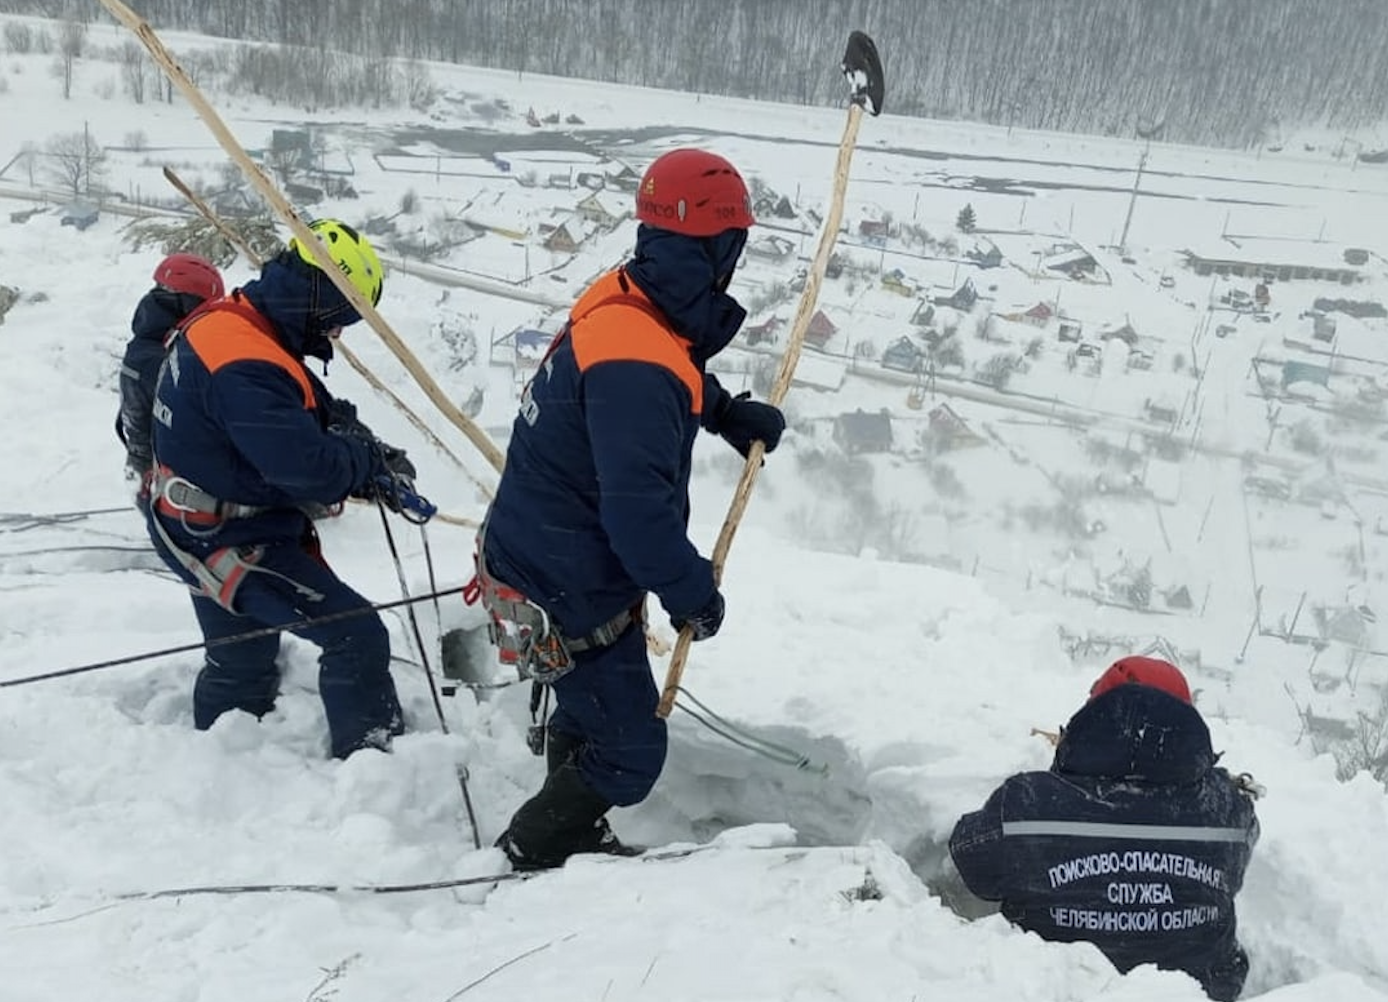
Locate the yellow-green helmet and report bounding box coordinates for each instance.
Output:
[291,218,384,307]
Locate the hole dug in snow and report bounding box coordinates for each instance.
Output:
[635,714,872,850]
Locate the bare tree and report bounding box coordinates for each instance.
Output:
[264,146,300,185]
[403,59,437,111]
[8,0,1388,149]
[4,22,34,53]
[44,129,106,198]
[118,39,147,104]
[56,19,85,101]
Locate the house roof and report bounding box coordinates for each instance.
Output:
[747,234,794,258]
[928,402,974,433]
[1183,237,1362,273]
[576,192,620,215]
[1101,320,1139,342]
[935,280,978,306]
[807,309,837,337]
[1043,248,1096,271]
[745,315,784,334]
[543,212,601,248]
[834,409,893,448]
[883,336,923,358]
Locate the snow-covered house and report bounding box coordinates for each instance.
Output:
[746,234,795,261]
[832,409,894,455]
[934,279,978,312]
[575,192,625,228]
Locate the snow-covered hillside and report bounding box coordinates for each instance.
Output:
[2,15,1388,1001]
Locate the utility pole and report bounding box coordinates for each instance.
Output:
[1117,144,1148,255]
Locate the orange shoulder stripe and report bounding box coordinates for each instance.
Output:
[569,272,702,413]
[185,309,316,409]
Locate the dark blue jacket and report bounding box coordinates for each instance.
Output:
[116,287,204,470]
[149,257,377,554]
[484,226,747,637]
[949,686,1259,1001]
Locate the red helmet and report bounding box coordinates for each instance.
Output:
[635,149,755,237]
[1090,656,1192,704]
[153,253,225,302]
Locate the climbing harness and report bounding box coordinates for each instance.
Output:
[463,523,637,685]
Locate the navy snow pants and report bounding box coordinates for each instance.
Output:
[548,625,667,806]
[187,542,402,759]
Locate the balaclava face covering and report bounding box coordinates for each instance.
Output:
[242,252,361,362]
[624,224,748,363]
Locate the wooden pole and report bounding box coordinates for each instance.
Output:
[99,0,505,473]
[160,167,494,503]
[657,102,869,718]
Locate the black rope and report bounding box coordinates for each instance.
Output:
[377,501,450,733]
[110,844,718,902]
[114,869,530,901]
[1,544,152,557]
[0,506,132,526]
[0,586,468,688]
[376,501,483,852]
[421,522,446,656]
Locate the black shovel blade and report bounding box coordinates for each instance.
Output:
[841,30,885,116]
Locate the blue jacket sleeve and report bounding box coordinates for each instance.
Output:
[208,361,377,504]
[700,372,731,432]
[948,781,1014,902]
[583,358,715,617]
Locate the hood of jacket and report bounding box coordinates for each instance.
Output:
[624,224,747,363]
[1052,684,1216,786]
[240,252,360,362]
[131,287,203,343]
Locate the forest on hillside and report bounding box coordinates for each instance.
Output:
[6,0,1388,148]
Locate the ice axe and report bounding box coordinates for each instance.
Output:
[656,30,885,719]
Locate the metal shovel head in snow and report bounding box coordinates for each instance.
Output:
[842,30,885,116]
[440,626,505,700]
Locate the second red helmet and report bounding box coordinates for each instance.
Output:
[153,253,225,303]
[1089,655,1193,705]
[635,148,755,237]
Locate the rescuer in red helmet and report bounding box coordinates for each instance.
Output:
[949,657,1261,1000]
[479,148,786,870]
[116,253,226,496]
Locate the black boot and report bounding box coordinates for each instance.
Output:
[496,762,641,871]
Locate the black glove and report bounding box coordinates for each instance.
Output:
[326,397,375,441]
[367,444,417,514]
[348,441,416,508]
[705,387,785,459]
[671,588,725,642]
[379,444,417,482]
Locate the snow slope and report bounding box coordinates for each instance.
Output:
[2,16,1388,1002]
